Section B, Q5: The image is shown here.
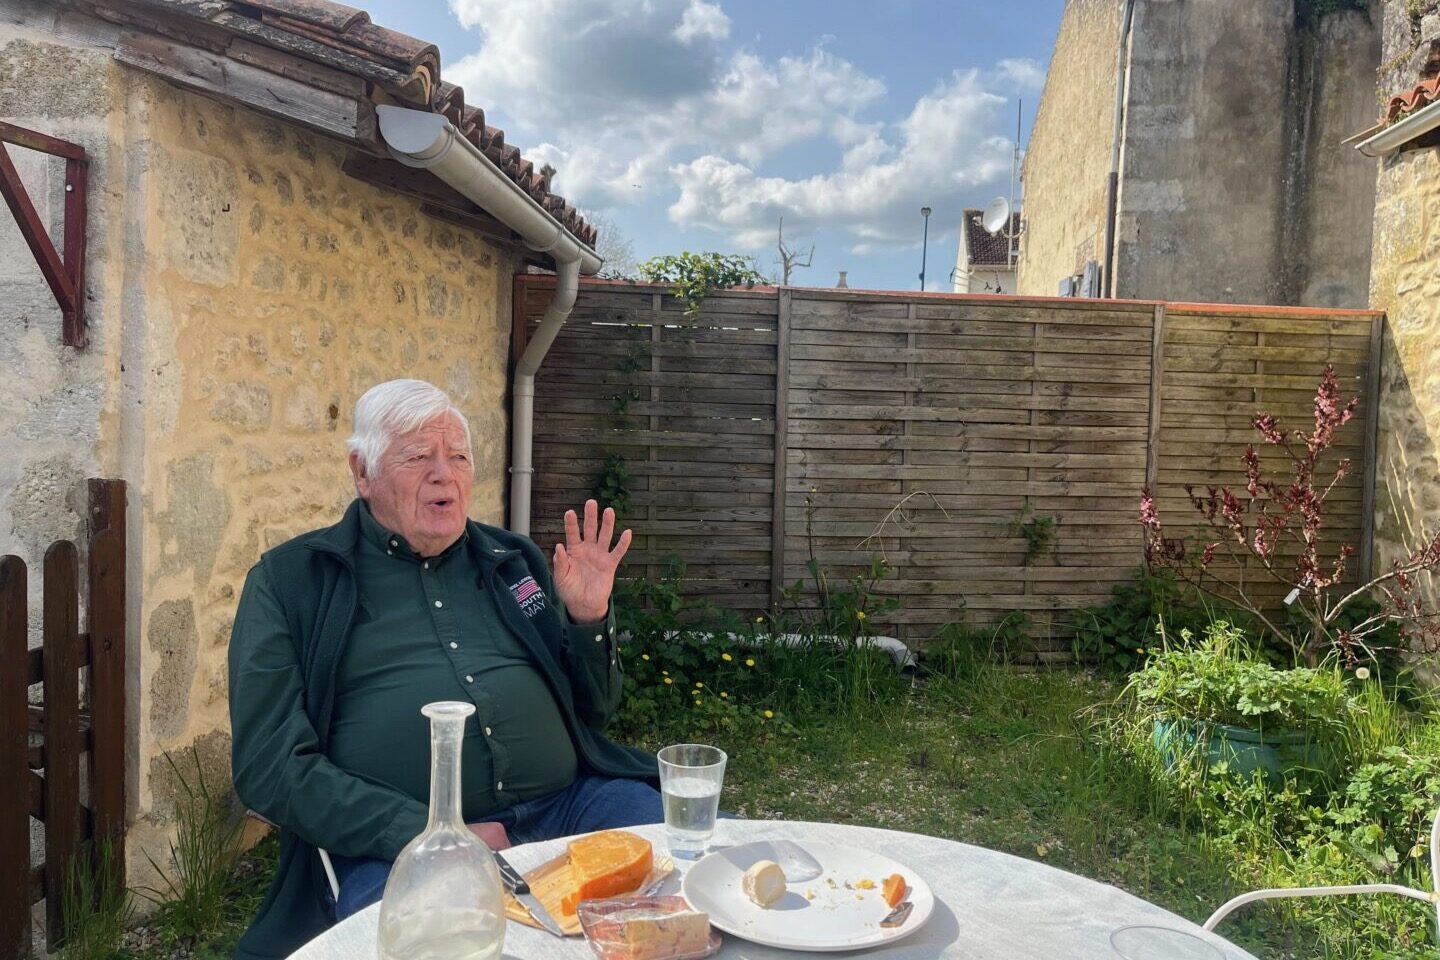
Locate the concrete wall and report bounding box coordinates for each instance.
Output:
[1017,0,1119,297]
[1370,0,1440,683]
[1114,0,1294,303]
[1021,0,1379,307]
[0,1,519,887]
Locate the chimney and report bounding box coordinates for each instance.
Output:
[836,271,848,289]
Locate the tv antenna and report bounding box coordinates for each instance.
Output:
[980,99,1024,268]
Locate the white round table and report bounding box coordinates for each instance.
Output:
[290,820,1256,959]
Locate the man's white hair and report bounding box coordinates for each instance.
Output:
[347,379,472,477]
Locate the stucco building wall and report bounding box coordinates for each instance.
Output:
[1020,0,1379,308]
[1,2,518,885]
[1369,0,1440,682]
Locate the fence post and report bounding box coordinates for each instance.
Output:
[87,479,127,890]
[769,289,792,609]
[0,556,29,959]
[1143,303,1166,561]
[1359,316,1383,583]
[42,542,81,951]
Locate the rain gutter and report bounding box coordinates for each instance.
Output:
[1354,100,1440,158]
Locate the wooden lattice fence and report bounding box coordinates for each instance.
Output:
[520,277,1381,648]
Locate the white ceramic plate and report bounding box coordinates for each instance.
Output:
[680,840,934,952]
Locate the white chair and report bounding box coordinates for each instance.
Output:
[1203,805,1439,935]
[247,809,341,901]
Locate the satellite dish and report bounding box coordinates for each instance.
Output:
[981,197,1011,235]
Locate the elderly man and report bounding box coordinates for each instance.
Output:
[228,379,661,960]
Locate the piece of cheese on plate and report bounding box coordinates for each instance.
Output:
[562,830,654,915]
[740,859,786,907]
[587,905,711,960]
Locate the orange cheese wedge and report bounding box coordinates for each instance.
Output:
[561,830,654,915]
[881,873,907,908]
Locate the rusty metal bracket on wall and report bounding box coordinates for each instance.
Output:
[0,121,88,348]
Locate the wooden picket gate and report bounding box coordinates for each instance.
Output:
[0,479,126,959]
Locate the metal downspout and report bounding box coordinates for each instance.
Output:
[376,106,602,536]
[509,259,580,537]
[1103,0,1136,298]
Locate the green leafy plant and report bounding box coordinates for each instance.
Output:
[58,836,132,960]
[1069,569,1259,674]
[637,252,766,317]
[1124,621,1352,735]
[609,343,648,415]
[1009,506,1056,566]
[591,453,632,518]
[138,749,244,945]
[1300,0,1368,23]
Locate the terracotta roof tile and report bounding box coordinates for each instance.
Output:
[79,0,596,251]
[962,209,1019,268]
[1385,74,1440,123]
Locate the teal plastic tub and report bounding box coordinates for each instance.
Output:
[1153,718,1321,782]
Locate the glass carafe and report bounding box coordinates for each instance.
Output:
[377,701,506,960]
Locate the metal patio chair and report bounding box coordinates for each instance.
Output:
[1203,804,1440,936]
[247,809,341,901]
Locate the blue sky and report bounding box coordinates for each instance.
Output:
[360,0,1066,290]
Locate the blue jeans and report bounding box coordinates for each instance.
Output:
[330,774,663,920]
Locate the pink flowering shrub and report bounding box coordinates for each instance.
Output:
[1141,365,1440,664]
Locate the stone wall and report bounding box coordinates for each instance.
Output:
[1020,0,1379,307]
[0,1,519,886]
[1369,0,1440,683]
[1016,0,1119,297]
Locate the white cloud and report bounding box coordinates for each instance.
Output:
[995,57,1046,91]
[446,0,726,125]
[443,0,1034,255]
[674,0,730,44]
[668,70,1016,249]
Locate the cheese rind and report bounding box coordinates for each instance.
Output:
[563,830,654,915]
[740,859,786,907]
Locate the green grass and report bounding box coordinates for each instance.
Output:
[122,831,277,960]
[631,665,1333,959]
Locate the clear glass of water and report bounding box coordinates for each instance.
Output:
[658,743,727,860]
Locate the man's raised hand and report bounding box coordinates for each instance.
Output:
[553,499,632,623]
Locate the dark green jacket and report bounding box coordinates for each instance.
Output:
[228,500,656,960]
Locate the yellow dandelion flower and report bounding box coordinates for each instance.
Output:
[694,699,702,706]
[745,658,756,667]
[641,654,650,661]
[722,653,733,662]
[755,616,765,624]
[663,677,673,685]
[763,710,774,719]
[662,670,669,676]
[856,611,867,621]
[720,692,729,699]
[694,681,704,689]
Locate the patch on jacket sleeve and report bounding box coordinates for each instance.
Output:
[509,575,547,618]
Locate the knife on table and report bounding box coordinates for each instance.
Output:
[494,852,567,938]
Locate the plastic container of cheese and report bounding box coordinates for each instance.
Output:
[577,896,721,960]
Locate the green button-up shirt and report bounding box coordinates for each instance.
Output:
[326,503,578,818]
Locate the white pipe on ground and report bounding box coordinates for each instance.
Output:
[376,105,602,535]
